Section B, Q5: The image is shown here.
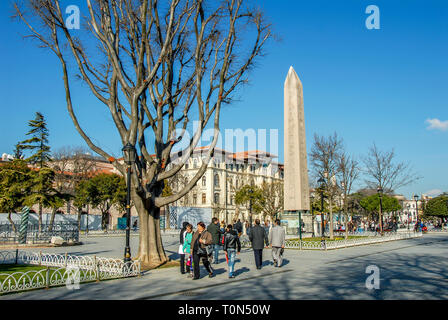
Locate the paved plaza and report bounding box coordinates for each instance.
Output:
[1,233,448,300]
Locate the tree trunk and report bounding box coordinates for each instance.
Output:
[77,207,82,231]
[38,203,43,233]
[48,208,57,232]
[133,191,168,269]
[7,212,17,233]
[165,205,170,230]
[101,211,108,231]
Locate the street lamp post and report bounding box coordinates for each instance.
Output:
[318,177,326,239]
[122,143,136,263]
[414,194,419,231]
[310,195,315,237]
[377,187,384,235]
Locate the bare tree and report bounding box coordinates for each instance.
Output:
[337,151,360,239]
[310,132,343,239]
[14,0,272,268]
[362,143,420,193]
[259,180,283,223]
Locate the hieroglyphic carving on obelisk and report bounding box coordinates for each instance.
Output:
[284,66,310,211]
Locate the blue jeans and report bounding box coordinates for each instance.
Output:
[227,249,236,276]
[212,244,220,264]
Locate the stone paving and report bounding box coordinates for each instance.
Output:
[1,233,447,300]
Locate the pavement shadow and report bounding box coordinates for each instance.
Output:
[234,267,251,277]
[199,235,448,300]
[279,259,290,267]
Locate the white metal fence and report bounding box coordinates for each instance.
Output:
[240,231,423,250]
[0,250,141,294]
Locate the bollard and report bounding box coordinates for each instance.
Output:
[39,251,42,266]
[15,249,18,265]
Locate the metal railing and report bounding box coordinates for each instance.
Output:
[0,223,79,244]
[0,250,141,294]
[240,231,423,250]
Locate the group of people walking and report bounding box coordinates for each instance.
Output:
[178,218,286,280]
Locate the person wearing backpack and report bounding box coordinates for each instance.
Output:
[207,217,222,264]
[234,219,243,237]
[223,224,241,278]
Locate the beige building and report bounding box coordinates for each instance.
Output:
[167,147,284,225]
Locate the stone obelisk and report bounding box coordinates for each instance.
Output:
[284,66,310,212]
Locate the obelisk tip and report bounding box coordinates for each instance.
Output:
[285,66,301,86]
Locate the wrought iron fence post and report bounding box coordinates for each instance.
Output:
[45,266,50,289]
[39,251,42,266]
[64,252,68,268]
[94,255,100,282]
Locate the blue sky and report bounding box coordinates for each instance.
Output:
[1,0,447,199]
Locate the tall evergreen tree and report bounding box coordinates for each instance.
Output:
[17,112,53,232]
[18,112,51,168]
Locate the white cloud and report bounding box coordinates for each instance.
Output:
[425,118,448,131]
[423,189,443,197]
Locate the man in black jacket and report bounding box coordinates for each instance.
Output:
[223,224,241,278]
[179,221,189,274]
[234,219,243,237]
[207,217,222,264]
[248,219,268,269]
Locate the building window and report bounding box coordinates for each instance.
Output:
[193,194,197,205]
[214,193,220,204]
[202,175,206,187]
[214,174,220,187]
[202,193,206,204]
[185,162,189,169]
[193,159,198,168]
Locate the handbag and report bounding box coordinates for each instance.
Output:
[197,232,208,255]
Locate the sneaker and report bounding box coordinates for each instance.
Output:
[230,275,235,278]
[273,259,277,265]
[209,272,213,278]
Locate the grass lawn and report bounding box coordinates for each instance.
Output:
[0,264,66,283]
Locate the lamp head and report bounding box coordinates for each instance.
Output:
[122,143,136,165]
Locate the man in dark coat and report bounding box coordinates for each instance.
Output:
[248,219,269,269]
[207,217,222,264]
